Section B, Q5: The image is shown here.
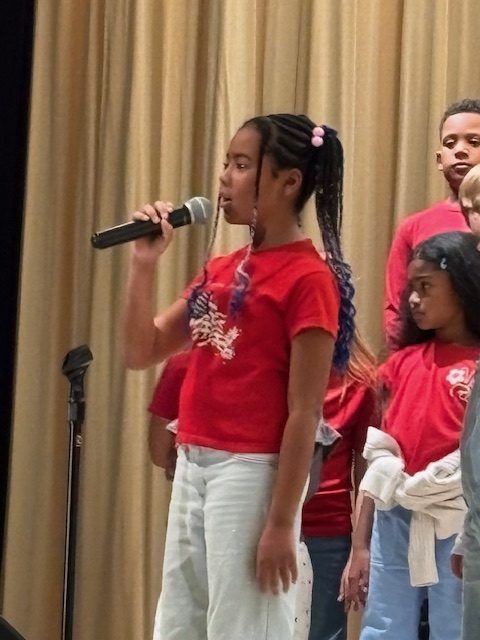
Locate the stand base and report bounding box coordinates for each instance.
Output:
[0,617,26,640]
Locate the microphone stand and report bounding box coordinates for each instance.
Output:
[61,345,93,640]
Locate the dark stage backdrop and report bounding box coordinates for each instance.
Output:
[0,0,35,576]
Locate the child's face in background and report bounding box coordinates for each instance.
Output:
[437,112,480,195]
[407,259,465,334]
[218,127,259,225]
[460,196,480,237]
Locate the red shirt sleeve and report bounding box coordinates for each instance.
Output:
[285,269,340,340]
[148,352,190,420]
[384,221,412,350]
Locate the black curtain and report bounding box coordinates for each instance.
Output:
[0,0,36,572]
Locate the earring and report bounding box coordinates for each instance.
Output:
[249,206,258,238]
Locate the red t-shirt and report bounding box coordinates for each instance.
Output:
[177,239,340,453]
[148,351,190,420]
[380,340,479,474]
[302,374,376,537]
[384,201,468,349]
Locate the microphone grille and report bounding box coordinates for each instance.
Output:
[185,197,212,224]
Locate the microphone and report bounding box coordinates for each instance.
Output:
[90,196,213,249]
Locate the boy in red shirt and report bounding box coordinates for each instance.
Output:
[385,98,480,350]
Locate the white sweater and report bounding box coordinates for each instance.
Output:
[360,427,466,586]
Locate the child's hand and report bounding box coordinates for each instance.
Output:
[338,552,352,609]
[343,547,370,611]
[131,200,174,264]
[256,523,297,595]
[451,553,464,579]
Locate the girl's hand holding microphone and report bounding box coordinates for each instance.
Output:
[131,200,174,263]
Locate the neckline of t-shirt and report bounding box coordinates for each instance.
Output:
[250,237,313,255]
[441,198,461,212]
[431,337,480,353]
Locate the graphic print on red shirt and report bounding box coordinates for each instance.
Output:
[379,340,479,474]
[177,239,340,454]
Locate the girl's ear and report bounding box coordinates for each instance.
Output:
[283,168,303,200]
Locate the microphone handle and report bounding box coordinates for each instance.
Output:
[90,205,191,249]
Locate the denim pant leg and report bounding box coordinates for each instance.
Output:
[360,507,426,640]
[427,534,462,640]
[304,535,350,640]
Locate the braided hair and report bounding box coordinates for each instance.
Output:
[188,113,356,369]
[241,114,355,369]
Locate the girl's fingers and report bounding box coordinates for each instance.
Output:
[290,557,298,585]
[270,569,281,595]
[143,203,160,222]
[132,209,150,221]
[160,218,173,243]
[279,566,291,593]
[154,200,174,219]
[132,200,174,224]
[257,563,294,595]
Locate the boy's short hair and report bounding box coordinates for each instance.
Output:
[459,164,480,210]
[439,98,480,136]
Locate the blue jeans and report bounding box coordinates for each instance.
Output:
[304,535,351,640]
[360,506,462,640]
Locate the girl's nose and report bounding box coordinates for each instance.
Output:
[219,167,229,186]
[409,291,420,307]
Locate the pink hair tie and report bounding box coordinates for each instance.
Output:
[311,125,325,147]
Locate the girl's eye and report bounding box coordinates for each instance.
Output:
[470,138,480,146]
[237,163,247,170]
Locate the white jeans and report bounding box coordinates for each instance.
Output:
[154,445,302,640]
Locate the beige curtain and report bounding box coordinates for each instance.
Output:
[2,1,480,638]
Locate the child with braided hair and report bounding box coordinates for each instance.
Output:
[122,113,356,639]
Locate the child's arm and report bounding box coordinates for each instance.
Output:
[123,261,190,368]
[344,491,375,610]
[122,203,190,369]
[256,328,334,594]
[338,452,369,608]
[148,416,177,480]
